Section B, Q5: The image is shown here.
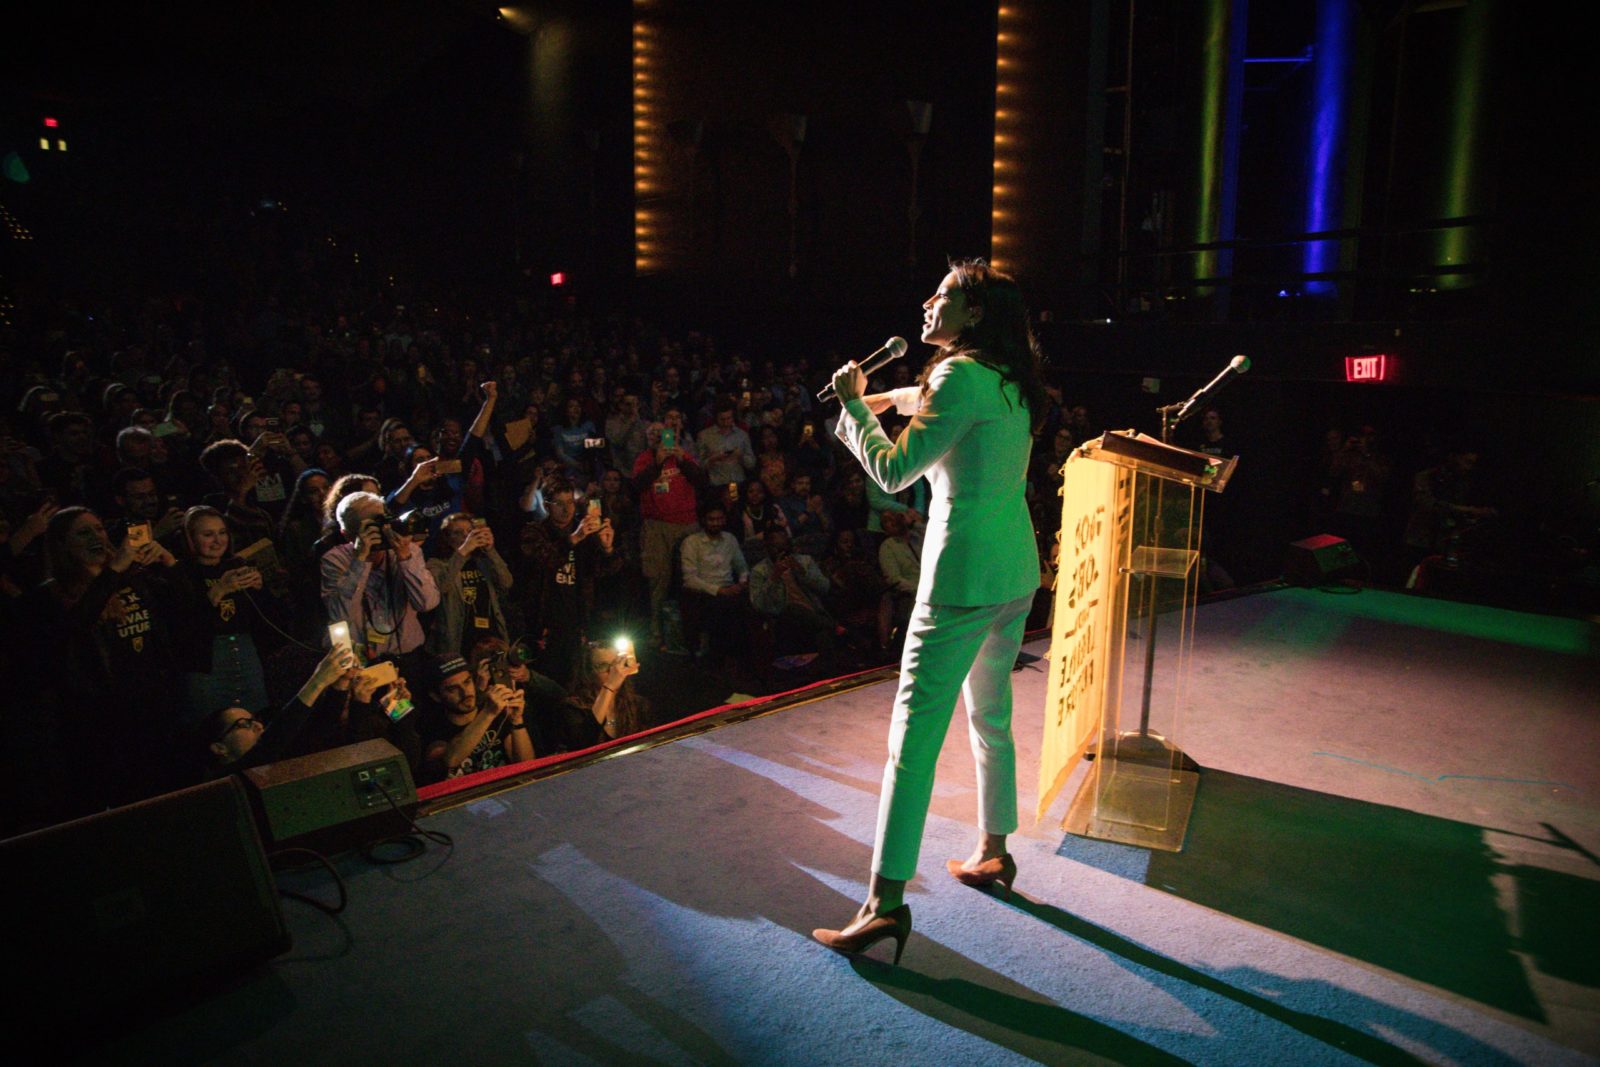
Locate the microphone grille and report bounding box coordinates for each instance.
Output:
[1231,354,1251,373]
[886,337,908,357]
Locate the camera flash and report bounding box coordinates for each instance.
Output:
[614,637,633,656]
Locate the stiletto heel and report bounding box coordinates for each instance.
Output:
[812,903,913,965]
[946,853,1017,899]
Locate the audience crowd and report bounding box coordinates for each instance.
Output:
[0,281,1097,833]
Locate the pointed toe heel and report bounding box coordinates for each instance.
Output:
[945,853,1018,899]
[812,903,913,965]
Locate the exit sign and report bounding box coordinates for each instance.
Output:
[1345,354,1390,382]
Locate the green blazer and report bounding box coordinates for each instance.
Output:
[835,355,1038,607]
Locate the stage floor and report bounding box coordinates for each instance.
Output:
[108,587,1599,1065]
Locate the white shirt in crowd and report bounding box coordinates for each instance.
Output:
[678,530,749,595]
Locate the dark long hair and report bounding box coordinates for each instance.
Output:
[568,646,646,740]
[42,506,98,599]
[280,467,330,538]
[321,471,380,534]
[917,258,1049,433]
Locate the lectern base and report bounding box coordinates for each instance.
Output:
[1063,732,1198,852]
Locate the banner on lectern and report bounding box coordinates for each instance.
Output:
[1036,454,1120,822]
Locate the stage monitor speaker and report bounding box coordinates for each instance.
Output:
[0,776,288,1038]
[243,738,418,854]
[1284,534,1362,585]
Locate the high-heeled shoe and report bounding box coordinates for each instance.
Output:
[812,903,913,965]
[945,853,1017,899]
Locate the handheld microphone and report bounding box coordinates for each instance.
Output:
[818,337,909,402]
[1174,354,1250,423]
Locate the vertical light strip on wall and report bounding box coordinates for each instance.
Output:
[633,0,662,273]
[991,3,1024,273]
[1304,0,1353,293]
[1436,0,1488,289]
[1193,0,1231,286]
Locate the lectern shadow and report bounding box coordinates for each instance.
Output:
[1060,769,1557,1019]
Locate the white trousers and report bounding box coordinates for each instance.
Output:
[872,592,1034,880]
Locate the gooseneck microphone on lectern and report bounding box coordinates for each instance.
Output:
[817,337,909,402]
[1173,354,1250,424]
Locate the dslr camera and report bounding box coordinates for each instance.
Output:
[371,508,430,538]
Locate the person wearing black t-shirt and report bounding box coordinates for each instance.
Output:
[170,506,293,728]
[27,507,182,811]
[386,445,458,541]
[417,653,532,783]
[559,640,645,752]
[513,480,621,686]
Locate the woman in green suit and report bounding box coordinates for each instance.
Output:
[814,259,1047,964]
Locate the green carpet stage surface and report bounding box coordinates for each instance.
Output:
[103,587,1599,1065]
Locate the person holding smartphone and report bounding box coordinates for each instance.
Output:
[197,438,276,552]
[630,408,705,652]
[430,381,499,522]
[386,444,459,540]
[25,507,184,813]
[426,512,514,656]
[418,653,532,781]
[202,644,358,777]
[512,478,621,687]
[696,398,756,489]
[170,506,283,729]
[551,397,601,485]
[561,640,644,750]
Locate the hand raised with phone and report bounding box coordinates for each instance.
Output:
[571,510,603,545]
[485,683,525,721]
[457,524,494,557]
[210,565,263,605]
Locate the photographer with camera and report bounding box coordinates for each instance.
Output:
[427,513,514,656]
[320,491,440,668]
[464,634,568,751]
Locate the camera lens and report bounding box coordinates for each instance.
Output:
[394,509,430,537]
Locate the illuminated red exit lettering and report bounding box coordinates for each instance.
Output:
[1345,355,1389,382]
